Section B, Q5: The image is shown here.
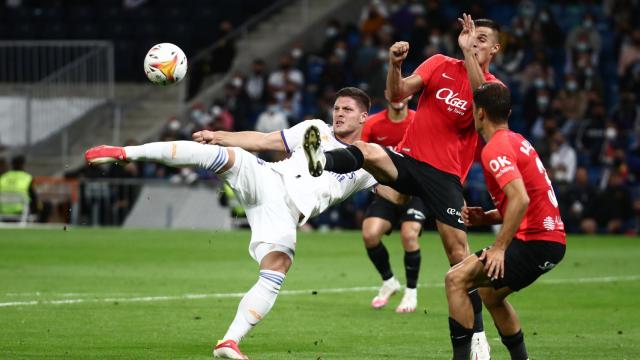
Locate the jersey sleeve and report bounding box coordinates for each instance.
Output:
[414,54,447,86]
[481,138,521,189]
[280,119,325,154]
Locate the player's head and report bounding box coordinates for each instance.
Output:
[472,83,511,133]
[473,19,501,65]
[384,89,411,112]
[333,87,370,136]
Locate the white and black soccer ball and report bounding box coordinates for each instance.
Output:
[143,43,188,86]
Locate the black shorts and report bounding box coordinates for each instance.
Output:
[382,148,465,231]
[364,195,428,234]
[475,239,566,291]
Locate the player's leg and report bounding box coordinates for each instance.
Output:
[444,254,491,360]
[303,125,399,183]
[362,208,400,309]
[216,249,293,359]
[480,287,529,360]
[395,219,421,313]
[85,141,234,174]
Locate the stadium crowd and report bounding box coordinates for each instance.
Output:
[66,0,640,234]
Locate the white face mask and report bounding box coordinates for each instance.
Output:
[605,127,617,140]
[567,81,578,91]
[537,96,549,107]
[291,48,303,59]
[534,78,546,89]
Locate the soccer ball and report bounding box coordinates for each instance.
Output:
[143,43,188,86]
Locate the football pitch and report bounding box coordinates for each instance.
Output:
[1,228,638,359]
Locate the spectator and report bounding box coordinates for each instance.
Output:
[617,28,640,77]
[0,155,40,221]
[360,0,388,37]
[268,54,304,114]
[556,72,589,136]
[245,59,269,111]
[586,169,634,233]
[610,91,640,134]
[561,167,597,233]
[550,131,577,184]
[565,12,602,73]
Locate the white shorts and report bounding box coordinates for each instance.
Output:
[219,147,300,263]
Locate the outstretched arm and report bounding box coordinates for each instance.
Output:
[458,13,486,90]
[386,41,424,101]
[192,130,286,153]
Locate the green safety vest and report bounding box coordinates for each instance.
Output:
[0,170,32,214]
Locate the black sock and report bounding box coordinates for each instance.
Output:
[324,145,364,173]
[500,329,528,360]
[469,289,484,332]
[366,242,393,280]
[404,249,421,288]
[449,317,474,360]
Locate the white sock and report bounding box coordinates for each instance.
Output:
[222,270,285,343]
[124,141,229,173]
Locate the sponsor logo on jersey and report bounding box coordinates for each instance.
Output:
[441,72,455,80]
[543,216,555,231]
[435,88,468,111]
[489,156,515,179]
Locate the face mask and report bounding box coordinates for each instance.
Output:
[606,127,617,140]
[540,13,549,22]
[231,77,243,88]
[583,20,593,29]
[168,120,181,131]
[334,47,347,60]
[326,27,337,38]
[576,42,589,51]
[585,67,594,77]
[291,48,303,59]
[567,81,578,91]
[534,78,546,89]
[515,28,524,37]
[537,96,549,107]
[429,35,441,45]
[377,48,388,61]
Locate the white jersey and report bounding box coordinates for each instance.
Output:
[270,119,377,224]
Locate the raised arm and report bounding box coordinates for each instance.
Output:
[386,41,424,101]
[458,13,486,91]
[192,130,286,153]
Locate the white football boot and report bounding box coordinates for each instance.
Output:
[371,277,401,309]
[395,287,417,313]
[470,331,491,360]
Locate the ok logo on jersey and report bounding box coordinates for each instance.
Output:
[489,156,511,173]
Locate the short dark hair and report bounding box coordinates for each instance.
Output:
[473,83,511,123]
[335,87,371,112]
[474,18,500,34]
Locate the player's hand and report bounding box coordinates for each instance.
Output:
[192,130,219,144]
[389,41,409,66]
[478,246,505,280]
[461,206,485,226]
[457,13,476,54]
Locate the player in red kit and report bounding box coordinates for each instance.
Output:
[446,83,566,360]
[361,93,428,313]
[304,14,500,358]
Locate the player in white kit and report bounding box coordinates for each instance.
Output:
[84,87,404,359]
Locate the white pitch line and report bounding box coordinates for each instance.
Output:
[1,275,639,309]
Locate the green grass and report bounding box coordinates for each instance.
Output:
[0,228,639,359]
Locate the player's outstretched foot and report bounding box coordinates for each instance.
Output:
[303,125,325,177]
[371,277,401,309]
[84,145,126,165]
[395,287,417,313]
[213,339,248,359]
[471,331,491,360]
